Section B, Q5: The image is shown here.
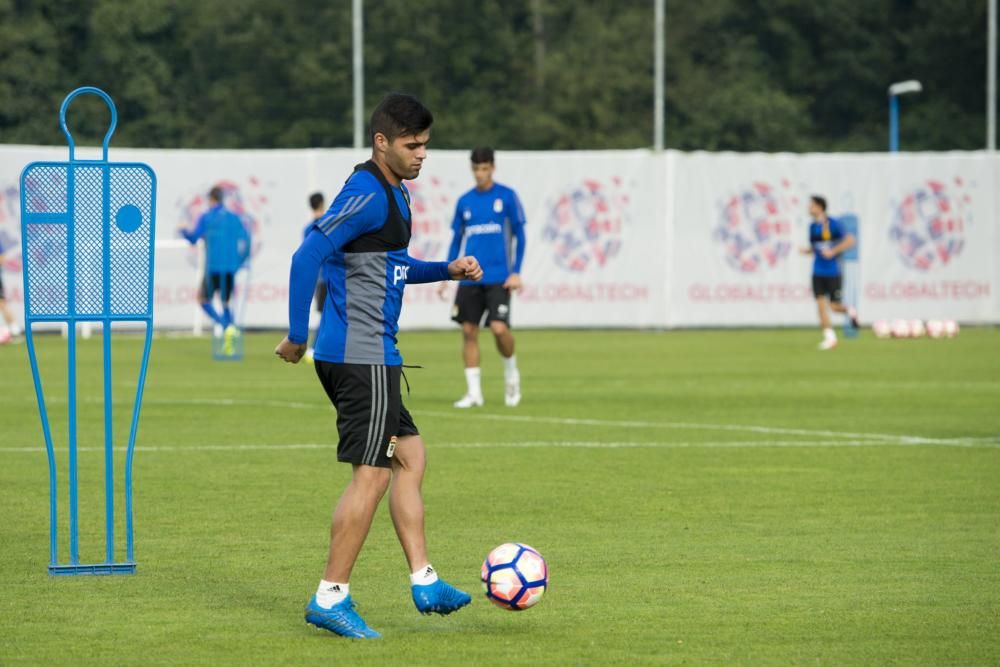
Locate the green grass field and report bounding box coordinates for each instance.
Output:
[1,328,998,666]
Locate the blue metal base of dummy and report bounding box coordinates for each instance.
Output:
[49,561,137,576]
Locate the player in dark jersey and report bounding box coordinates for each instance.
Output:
[439,147,526,407]
[303,192,327,363]
[800,195,858,350]
[275,94,483,639]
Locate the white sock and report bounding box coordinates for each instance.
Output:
[823,327,836,341]
[465,367,482,397]
[315,580,349,609]
[503,355,519,382]
[410,564,439,586]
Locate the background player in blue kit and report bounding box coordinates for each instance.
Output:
[275,94,483,639]
[800,195,858,350]
[0,243,23,342]
[180,186,250,350]
[303,192,327,363]
[439,146,526,408]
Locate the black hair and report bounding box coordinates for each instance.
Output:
[369,93,433,143]
[209,186,224,203]
[470,146,495,165]
[810,195,827,211]
[308,192,324,210]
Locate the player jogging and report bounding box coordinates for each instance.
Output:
[180,186,250,353]
[800,195,858,350]
[439,146,526,407]
[275,93,483,639]
[303,192,327,363]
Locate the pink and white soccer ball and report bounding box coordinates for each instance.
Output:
[943,320,960,338]
[908,320,926,338]
[0,329,10,345]
[481,543,548,611]
[890,319,911,338]
[872,321,891,339]
[926,320,945,338]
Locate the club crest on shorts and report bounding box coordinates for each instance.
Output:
[387,435,398,458]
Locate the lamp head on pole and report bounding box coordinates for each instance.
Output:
[888,80,923,97]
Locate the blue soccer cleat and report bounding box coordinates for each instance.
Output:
[305,594,381,638]
[412,579,472,615]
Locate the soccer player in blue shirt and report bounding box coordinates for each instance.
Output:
[439,147,526,407]
[800,195,858,350]
[303,192,327,363]
[274,94,483,639]
[179,187,250,351]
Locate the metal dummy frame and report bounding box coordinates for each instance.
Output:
[20,87,157,575]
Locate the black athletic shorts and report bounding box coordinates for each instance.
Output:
[812,275,843,303]
[314,362,419,468]
[314,280,327,313]
[201,272,235,302]
[452,283,511,327]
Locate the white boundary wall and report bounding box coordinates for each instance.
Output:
[1,146,996,329]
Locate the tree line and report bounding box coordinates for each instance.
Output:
[0,0,989,152]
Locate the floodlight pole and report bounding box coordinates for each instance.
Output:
[888,80,922,152]
[654,0,665,151]
[352,0,364,149]
[989,0,997,151]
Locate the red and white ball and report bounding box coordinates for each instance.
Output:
[872,321,891,339]
[0,328,10,345]
[943,320,960,338]
[908,320,926,338]
[926,320,945,338]
[890,319,911,338]
[481,543,548,611]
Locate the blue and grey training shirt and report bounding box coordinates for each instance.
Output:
[287,161,451,365]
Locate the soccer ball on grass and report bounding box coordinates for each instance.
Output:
[481,543,548,611]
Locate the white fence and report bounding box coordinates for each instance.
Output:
[1,145,997,330]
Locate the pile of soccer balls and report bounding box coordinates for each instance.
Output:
[871,319,959,339]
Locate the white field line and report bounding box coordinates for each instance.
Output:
[1,439,998,455]
[413,410,999,447]
[14,397,999,449]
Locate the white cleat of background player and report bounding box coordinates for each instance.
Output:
[504,367,521,407]
[453,393,484,408]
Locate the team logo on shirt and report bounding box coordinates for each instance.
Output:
[713,180,796,273]
[493,198,504,214]
[542,178,629,273]
[889,178,970,272]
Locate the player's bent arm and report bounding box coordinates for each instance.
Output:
[406,259,452,284]
[511,192,527,274]
[287,231,333,344]
[179,214,207,245]
[831,233,856,255]
[446,229,462,262]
